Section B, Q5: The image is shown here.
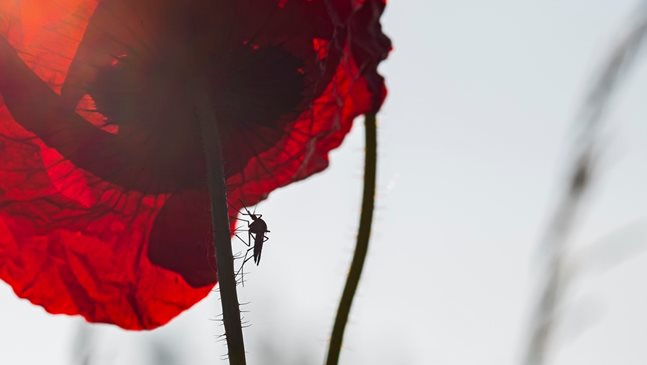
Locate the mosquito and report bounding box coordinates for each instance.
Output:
[233,203,270,283]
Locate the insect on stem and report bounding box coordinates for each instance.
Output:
[233,203,270,286]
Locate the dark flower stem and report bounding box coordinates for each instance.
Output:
[196,88,246,365]
[325,114,377,365]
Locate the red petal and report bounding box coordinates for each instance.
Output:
[0,0,389,329]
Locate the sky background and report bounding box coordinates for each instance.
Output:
[4,0,647,364]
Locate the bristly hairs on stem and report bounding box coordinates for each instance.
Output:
[196,84,247,365]
[325,114,378,365]
[523,5,647,365]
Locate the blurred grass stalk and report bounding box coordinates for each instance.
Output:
[523,4,647,365]
[72,324,95,365]
[325,114,377,365]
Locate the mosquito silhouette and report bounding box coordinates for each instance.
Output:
[233,203,270,284]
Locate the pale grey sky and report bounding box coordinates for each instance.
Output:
[3,1,647,364]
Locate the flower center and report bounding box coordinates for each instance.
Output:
[84,40,305,193]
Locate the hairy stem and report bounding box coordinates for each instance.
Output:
[325,114,378,365]
[196,88,246,365]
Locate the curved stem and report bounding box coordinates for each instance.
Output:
[196,88,247,365]
[325,114,377,365]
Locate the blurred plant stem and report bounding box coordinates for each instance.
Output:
[325,114,377,365]
[72,324,94,365]
[523,6,647,365]
[197,86,246,365]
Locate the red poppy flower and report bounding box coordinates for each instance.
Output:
[0,0,390,329]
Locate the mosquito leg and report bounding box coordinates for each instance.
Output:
[230,216,250,224]
[232,227,248,235]
[236,254,253,276]
[235,251,250,286]
[237,247,254,263]
[230,216,249,238]
[235,234,251,247]
[235,249,255,287]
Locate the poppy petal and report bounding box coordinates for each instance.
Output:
[0,0,390,329]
